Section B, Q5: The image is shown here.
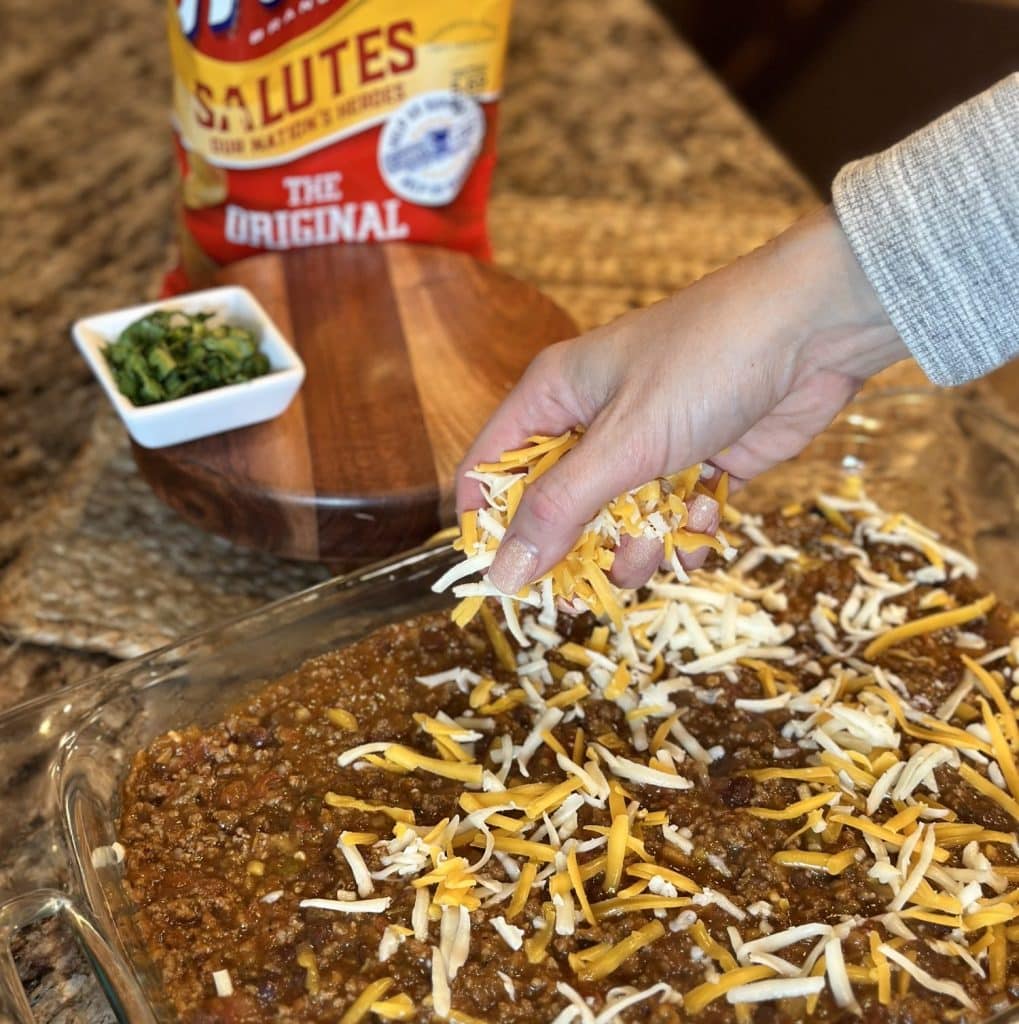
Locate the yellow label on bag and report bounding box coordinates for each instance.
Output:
[168,0,511,169]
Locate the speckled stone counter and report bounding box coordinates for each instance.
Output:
[0,0,831,1019]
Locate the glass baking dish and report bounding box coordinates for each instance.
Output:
[0,391,1017,1024]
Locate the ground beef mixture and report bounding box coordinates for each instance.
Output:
[118,497,1019,1023]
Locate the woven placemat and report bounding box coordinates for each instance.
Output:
[0,410,328,658]
[490,192,815,328]
[0,190,820,659]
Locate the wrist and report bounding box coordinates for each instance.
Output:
[783,206,908,383]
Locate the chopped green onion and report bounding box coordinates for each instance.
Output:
[103,310,270,406]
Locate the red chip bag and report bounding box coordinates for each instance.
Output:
[163,0,512,293]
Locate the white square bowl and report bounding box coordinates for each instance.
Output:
[72,286,306,449]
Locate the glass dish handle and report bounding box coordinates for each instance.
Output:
[0,889,156,1024]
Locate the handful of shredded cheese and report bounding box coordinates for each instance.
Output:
[433,428,730,639]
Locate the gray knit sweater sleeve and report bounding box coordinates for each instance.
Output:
[832,73,1019,386]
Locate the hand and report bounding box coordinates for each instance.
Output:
[456,206,908,595]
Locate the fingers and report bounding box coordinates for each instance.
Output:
[455,344,581,517]
[488,413,663,594]
[707,370,860,481]
[611,493,722,590]
[609,535,664,589]
[675,493,720,571]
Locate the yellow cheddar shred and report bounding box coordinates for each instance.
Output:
[978,696,1019,805]
[339,831,378,847]
[589,894,691,919]
[540,729,569,758]
[523,906,556,964]
[626,862,701,894]
[370,993,415,1021]
[451,595,484,629]
[487,835,557,863]
[772,847,859,875]
[296,948,320,996]
[604,814,630,893]
[566,847,597,927]
[324,792,415,824]
[883,806,924,833]
[870,686,992,754]
[363,753,410,775]
[575,921,665,982]
[965,654,1019,748]
[959,763,1019,823]
[805,955,828,1015]
[690,920,737,970]
[990,924,1008,991]
[478,688,529,715]
[479,602,517,673]
[572,727,586,765]
[746,766,836,784]
[684,965,774,1014]
[605,664,631,700]
[864,595,996,660]
[456,509,478,553]
[524,777,584,819]
[828,814,949,861]
[869,932,891,1005]
[506,862,538,921]
[327,707,358,730]
[339,978,393,1024]
[384,745,483,785]
[568,942,612,975]
[965,904,1018,930]
[746,791,838,820]
[468,677,496,709]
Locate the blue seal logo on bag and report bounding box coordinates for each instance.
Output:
[379,90,485,207]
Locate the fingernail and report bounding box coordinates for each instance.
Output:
[489,536,539,595]
[687,494,720,533]
[609,535,663,590]
[677,548,709,572]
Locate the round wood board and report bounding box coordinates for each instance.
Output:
[132,244,578,564]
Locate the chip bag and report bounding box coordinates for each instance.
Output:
[163,0,512,293]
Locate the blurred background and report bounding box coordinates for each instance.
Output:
[655,0,1019,190]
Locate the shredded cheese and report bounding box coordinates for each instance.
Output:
[684,965,775,1012]
[299,897,391,914]
[324,792,415,824]
[727,976,825,1004]
[371,993,415,1021]
[575,921,666,982]
[339,978,393,1024]
[864,595,996,660]
[879,943,977,1010]
[293,485,1018,1021]
[436,429,724,633]
[772,848,859,875]
[211,969,233,998]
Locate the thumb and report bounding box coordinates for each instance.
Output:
[487,413,666,595]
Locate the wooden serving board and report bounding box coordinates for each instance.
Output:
[132,244,577,564]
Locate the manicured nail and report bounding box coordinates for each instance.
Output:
[677,494,721,571]
[489,536,539,595]
[609,535,664,589]
[686,494,720,532]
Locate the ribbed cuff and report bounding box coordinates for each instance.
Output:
[832,73,1019,387]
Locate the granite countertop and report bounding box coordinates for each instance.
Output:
[0,0,863,1018]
